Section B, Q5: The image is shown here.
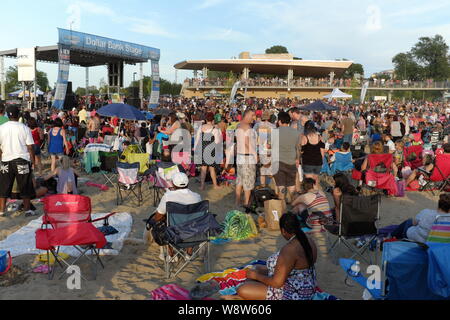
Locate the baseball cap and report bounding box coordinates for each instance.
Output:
[172,172,189,188]
[6,105,20,118]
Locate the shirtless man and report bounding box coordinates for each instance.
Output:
[225,109,257,207]
[87,113,101,143]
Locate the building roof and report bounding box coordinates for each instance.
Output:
[174,59,353,77]
[0,45,148,67]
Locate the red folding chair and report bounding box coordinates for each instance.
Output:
[36,194,116,280]
[365,154,398,196]
[421,153,450,195]
[403,145,423,170]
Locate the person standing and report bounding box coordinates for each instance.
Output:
[340,113,354,144]
[87,113,101,143]
[0,105,36,216]
[48,118,69,173]
[227,109,257,207]
[78,105,88,125]
[273,112,301,202]
[0,104,9,125]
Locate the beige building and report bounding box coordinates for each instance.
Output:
[174,51,353,99]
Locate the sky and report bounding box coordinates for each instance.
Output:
[1,0,450,90]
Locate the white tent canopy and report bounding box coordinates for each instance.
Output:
[324,88,352,99]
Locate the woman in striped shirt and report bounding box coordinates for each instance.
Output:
[291,178,332,228]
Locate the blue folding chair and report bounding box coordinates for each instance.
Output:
[330,152,354,175]
[340,240,450,300]
[163,200,221,279]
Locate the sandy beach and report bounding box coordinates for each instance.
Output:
[0,168,440,300]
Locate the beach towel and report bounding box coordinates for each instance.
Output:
[211,211,258,243]
[0,213,132,257]
[197,260,266,295]
[150,284,214,300]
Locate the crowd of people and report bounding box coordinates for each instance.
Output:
[0,95,449,300]
[186,77,450,89]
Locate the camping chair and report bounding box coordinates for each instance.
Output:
[403,145,423,170]
[325,194,381,264]
[99,151,118,187]
[365,154,398,196]
[116,162,143,207]
[427,214,450,243]
[339,240,449,300]
[103,135,117,148]
[330,152,354,175]
[164,200,219,279]
[151,166,177,206]
[420,153,450,195]
[36,194,116,280]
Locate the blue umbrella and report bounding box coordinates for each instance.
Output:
[299,100,339,112]
[143,111,155,120]
[97,103,146,120]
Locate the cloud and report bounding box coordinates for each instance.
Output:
[128,20,176,38]
[66,1,174,38]
[365,5,382,32]
[199,28,250,42]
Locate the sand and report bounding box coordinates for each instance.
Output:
[0,168,440,300]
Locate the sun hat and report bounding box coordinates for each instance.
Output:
[176,112,186,119]
[172,172,189,188]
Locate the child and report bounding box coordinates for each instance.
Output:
[44,156,79,194]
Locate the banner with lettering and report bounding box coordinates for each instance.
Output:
[53,45,70,110]
[149,60,160,109]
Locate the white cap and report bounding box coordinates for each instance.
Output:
[177,112,186,119]
[172,172,189,188]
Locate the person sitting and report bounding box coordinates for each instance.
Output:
[331,172,359,222]
[361,141,398,177]
[391,193,450,242]
[237,213,317,300]
[329,142,353,173]
[43,156,80,194]
[150,172,202,261]
[291,178,333,228]
[405,154,434,189]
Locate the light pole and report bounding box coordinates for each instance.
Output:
[133,72,137,83]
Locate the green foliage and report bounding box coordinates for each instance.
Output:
[392,35,450,81]
[127,77,181,97]
[392,52,424,81]
[265,45,289,54]
[343,63,364,79]
[5,66,50,95]
[208,70,230,79]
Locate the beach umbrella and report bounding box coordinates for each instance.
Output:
[299,100,339,112]
[153,108,171,116]
[143,111,155,120]
[97,103,146,120]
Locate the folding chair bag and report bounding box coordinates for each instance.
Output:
[382,241,444,300]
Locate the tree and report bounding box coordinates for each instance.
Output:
[5,66,50,94]
[126,77,181,97]
[343,63,364,79]
[265,45,289,54]
[411,35,450,80]
[392,52,424,81]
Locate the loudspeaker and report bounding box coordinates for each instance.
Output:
[128,98,141,109]
[63,82,76,110]
[130,87,139,99]
[66,81,73,94]
[108,62,124,87]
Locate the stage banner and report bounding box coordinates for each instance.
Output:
[53,45,70,110]
[149,60,160,109]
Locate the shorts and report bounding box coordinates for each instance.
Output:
[302,165,322,175]
[236,164,256,191]
[274,162,297,187]
[33,144,41,156]
[0,159,36,199]
[88,131,99,138]
[49,152,64,157]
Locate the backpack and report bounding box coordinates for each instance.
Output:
[145,213,169,246]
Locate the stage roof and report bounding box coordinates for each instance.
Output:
[174,59,353,77]
[0,45,148,67]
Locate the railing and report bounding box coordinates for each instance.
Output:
[184,78,450,90]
